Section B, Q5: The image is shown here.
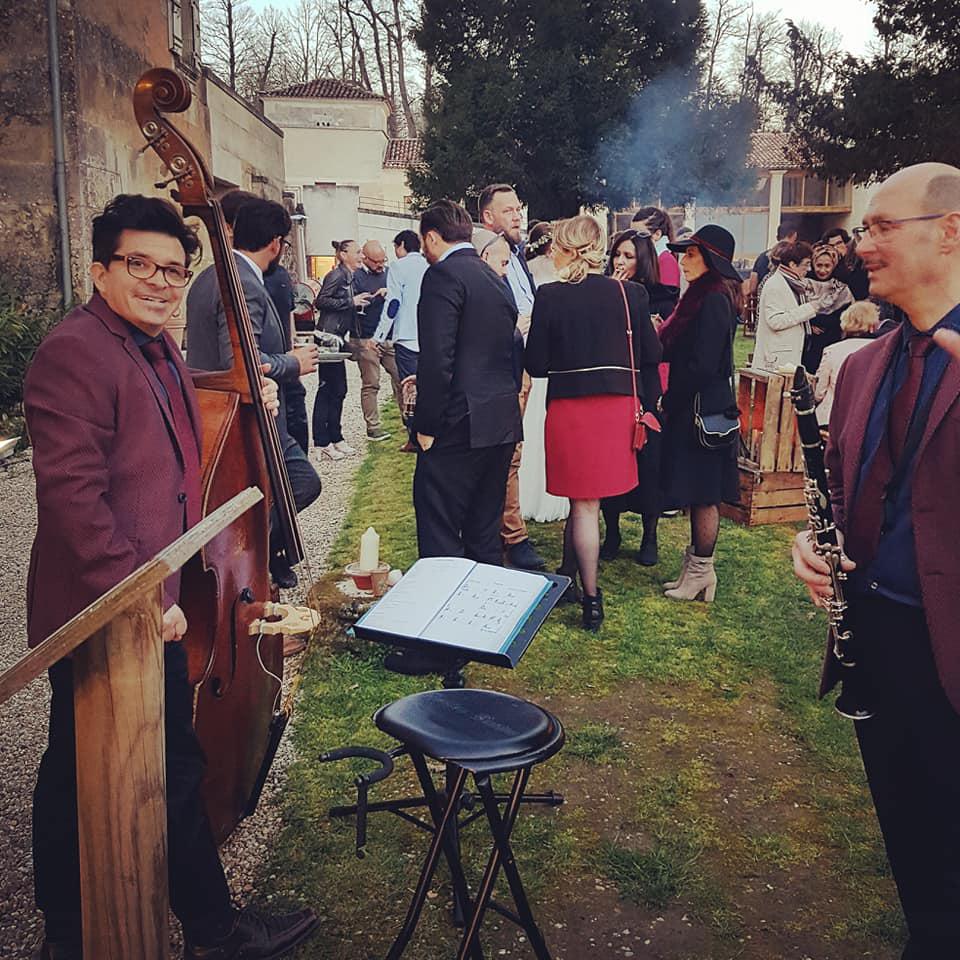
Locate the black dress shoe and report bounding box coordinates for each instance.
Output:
[581,588,604,632]
[599,529,621,561]
[185,907,318,959]
[506,538,546,570]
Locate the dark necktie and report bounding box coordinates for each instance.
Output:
[845,335,932,566]
[140,338,202,529]
[888,335,933,462]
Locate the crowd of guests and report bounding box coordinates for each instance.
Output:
[223,186,905,638]
[305,186,747,644]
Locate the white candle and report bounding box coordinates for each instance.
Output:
[359,526,380,571]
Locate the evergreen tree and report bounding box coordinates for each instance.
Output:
[411,0,756,217]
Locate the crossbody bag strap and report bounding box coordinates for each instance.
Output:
[616,279,641,425]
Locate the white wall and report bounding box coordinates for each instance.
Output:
[301,183,360,259]
[358,209,420,255]
[207,74,285,196]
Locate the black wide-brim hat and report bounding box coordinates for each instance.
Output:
[667,224,740,281]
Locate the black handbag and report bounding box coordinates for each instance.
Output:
[693,326,739,450]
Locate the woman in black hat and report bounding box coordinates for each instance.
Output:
[657,225,742,602]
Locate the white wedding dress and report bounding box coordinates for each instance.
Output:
[519,255,569,523]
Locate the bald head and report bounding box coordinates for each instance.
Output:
[861,162,960,326]
[361,239,386,273]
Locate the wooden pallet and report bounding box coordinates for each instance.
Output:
[736,368,804,473]
[721,466,807,526]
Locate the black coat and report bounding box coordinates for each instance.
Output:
[314,263,359,337]
[525,274,661,408]
[660,290,738,507]
[414,247,523,449]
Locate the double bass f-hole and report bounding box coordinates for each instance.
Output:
[210,588,258,699]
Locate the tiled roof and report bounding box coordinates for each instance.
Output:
[262,78,386,101]
[383,138,424,169]
[747,131,802,170]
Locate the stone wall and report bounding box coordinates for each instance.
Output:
[0,0,211,308]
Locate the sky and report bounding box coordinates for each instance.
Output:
[247,0,881,56]
[749,0,878,55]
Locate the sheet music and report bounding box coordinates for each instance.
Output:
[420,564,550,653]
[357,557,475,638]
[356,558,551,655]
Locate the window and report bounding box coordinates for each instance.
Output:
[169,0,200,70]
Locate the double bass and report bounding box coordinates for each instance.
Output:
[134,69,306,842]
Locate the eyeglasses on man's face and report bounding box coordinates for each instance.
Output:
[852,213,948,243]
[111,254,192,287]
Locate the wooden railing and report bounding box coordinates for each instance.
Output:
[0,487,263,960]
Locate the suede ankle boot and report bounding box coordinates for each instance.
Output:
[663,545,693,590]
[664,554,716,602]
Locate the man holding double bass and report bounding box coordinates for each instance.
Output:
[24,195,318,959]
[792,163,960,959]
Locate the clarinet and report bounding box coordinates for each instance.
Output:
[789,366,874,721]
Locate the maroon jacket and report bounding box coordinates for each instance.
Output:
[825,329,960,710]
[24,294,201,647]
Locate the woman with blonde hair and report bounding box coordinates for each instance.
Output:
[526,215,661,630]
[814,300,880,427]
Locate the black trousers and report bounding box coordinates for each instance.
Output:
[269,437,322,565]
[283,378,309,455]
[312,360,347,447]
[33,643,233,943]
[851,595,960,959]
[413,441,514,565]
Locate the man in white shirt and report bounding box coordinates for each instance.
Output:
[374,229,429,451]
[478,183,545,571]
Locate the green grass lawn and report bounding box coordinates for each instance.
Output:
[263,403,902,960]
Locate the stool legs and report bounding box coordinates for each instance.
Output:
[385,760,480,960]
[456,769,552,960]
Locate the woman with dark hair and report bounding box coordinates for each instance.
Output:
[657,225,742,602]
[631,205,681,289]
[312,239,371,460]
[598,228,679,565]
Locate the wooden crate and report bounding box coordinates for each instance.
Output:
[736,368,803,473]
[721,466,807,526]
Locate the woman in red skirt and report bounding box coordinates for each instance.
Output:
[526,215,662,630]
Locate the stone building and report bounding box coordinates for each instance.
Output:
[1,1,284,312]
[260,79,423,277]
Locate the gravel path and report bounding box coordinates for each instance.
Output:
[0,364,381,957]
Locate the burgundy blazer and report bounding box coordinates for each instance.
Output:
[24,294,202,648]
[825,328,960,710]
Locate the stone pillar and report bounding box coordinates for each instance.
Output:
[768,170,785,246]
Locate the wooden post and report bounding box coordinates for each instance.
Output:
[73,584,169,960]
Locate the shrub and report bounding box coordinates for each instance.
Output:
[0,279,56,432]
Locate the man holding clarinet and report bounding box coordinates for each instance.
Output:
[792,162,960,960]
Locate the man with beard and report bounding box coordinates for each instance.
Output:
[186,197,320,589]
[792,163,960,959]
[478,183,545,571]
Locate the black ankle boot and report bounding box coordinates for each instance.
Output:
[638,530,658,566]
[581,588,604,631]
[599,528,621,561]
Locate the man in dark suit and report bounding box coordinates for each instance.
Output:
[413,199,523,564]
[792,163,960,960]
[24,194,317,959]
[186,198,320,589]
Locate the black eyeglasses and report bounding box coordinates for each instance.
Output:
[281,238,292,251]
[852,213,948,242]
[110,254,192,287]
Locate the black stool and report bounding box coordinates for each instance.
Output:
[322,688,565,960]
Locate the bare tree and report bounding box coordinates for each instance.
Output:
[703,0,750,106]
[201,0,257,89]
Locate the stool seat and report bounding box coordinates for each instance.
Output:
[375,689,562,773]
